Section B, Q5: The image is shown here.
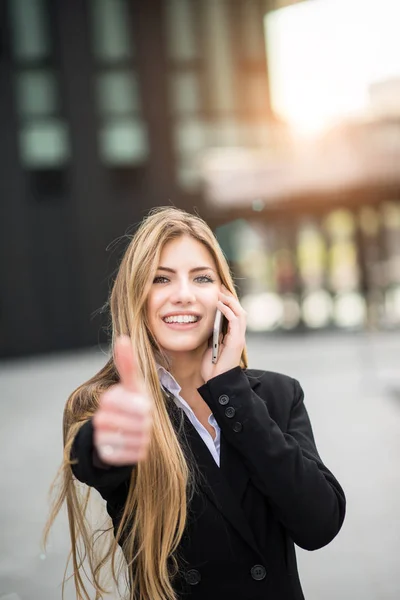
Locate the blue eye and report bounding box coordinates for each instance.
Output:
[195,275,214,283]
[153,274,214,284]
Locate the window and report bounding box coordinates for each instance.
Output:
[89,0,149,166]
[10,0,70,168]
[165,0,272,192]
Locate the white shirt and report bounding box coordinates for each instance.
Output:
[157,365,221,467]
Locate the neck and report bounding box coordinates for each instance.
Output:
[167,345,206,402]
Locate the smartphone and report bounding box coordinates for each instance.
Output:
[212,309,227,364]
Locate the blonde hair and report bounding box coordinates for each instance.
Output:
[44,206,248,600]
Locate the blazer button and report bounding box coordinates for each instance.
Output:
[185,569,201,585]
[218,394,229,405]
[225,406,236,418]
[251,565,267,581]
[233,421,243,432]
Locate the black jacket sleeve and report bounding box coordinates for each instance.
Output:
[198,367,346,551]
[70,418,133,493]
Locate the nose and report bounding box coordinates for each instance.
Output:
[170,279,196,305]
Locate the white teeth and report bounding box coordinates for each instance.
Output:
[164,315,199,324]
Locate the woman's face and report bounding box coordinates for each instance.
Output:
[147,235,221,357]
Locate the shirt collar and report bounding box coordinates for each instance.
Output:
[157,364,218,429]
[156,364,182,397]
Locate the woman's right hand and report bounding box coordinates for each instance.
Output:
[93,336,153,466]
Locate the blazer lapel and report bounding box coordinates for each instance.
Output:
[166,396,261,558]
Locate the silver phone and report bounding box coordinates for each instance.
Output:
[212,309,225,364]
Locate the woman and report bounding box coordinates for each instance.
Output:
[45,207,346,600]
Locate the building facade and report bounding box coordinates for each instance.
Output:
[1,0,399,356]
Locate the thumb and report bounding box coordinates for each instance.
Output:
[114,335,143,394]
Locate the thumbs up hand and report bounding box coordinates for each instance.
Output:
[93,336,153,466]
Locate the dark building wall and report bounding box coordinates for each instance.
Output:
[0,0,273,357]
[0,0,179,357]
[0,0,284,357]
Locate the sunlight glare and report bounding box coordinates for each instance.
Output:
[265,0,400,136]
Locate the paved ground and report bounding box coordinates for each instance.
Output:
[1,331,399,600]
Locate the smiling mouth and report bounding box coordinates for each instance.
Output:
[162,315,201,324]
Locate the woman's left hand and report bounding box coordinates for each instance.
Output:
[201,286,247,383]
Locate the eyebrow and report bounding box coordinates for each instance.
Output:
[157,266,216,274]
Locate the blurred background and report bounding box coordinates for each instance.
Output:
[1,0,400,599]
[2,0,400,357]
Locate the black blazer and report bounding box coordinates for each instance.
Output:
[71,367,346,600]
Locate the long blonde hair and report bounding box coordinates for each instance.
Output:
[44,207,248,600]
